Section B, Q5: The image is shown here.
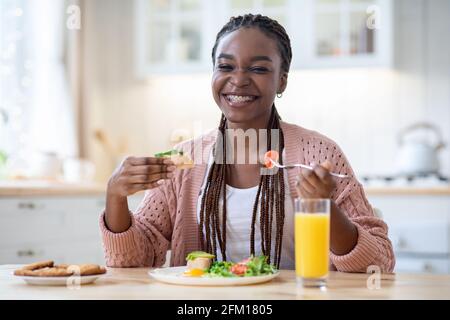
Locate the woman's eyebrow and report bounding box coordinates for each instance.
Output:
[217,53,234,60]
[250,55,272,62]
[216,53,273,63]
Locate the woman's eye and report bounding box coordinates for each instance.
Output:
[217,64,233,71]
[250,67,269,73]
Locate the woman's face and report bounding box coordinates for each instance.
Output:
[212,27,287,128]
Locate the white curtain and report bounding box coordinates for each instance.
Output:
[0,0,77,161]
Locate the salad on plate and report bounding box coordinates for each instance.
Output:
[183,251,277,278]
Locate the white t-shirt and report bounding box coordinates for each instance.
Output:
[196,151,296,270]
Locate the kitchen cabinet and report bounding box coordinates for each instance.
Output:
[134,0,393,76]
[0,193,144,265]
[368,192,450,274]
[294,0,392,68]
[134,0,208,75]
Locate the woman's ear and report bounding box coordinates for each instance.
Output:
[278,72,288,94]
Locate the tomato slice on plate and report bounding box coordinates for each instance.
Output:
[264,150,279,168]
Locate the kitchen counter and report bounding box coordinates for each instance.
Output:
[1,180,450,197]
[365,186,450,196]
[1,265,450,299]
[0,180,106,196]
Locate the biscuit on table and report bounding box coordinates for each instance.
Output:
[13,269,35,276]
[14,267,73,277]
[30,267,73,277]
[14,261,107,277]
[20,260,54,271]
[68,264,107,276]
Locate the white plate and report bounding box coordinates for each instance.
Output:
[15,274,105,286]
[148,266,280,286]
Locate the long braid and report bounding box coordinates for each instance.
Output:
[268,174,275,263]
[250,177,263,255]
[275,119,286,266]
[265,108,277,263]
[260,111,272,259]
[221,128,227,261]
[214,116,227,259]
[198,14,291,268]
[198,162,214,251]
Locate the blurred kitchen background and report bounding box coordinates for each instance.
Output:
[1,0,450,274]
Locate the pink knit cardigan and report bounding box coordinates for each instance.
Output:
[99,121,395,272]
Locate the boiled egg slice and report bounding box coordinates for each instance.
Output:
[183,268,205,277]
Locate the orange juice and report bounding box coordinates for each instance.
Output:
[295,213,330,279]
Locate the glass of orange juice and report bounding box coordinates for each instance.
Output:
[295,198,330,288]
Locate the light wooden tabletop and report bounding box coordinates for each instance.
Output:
[1,265,450,300]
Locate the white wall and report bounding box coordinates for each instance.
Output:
[82,0,450,181]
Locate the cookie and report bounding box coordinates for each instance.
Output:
[21,260,54,271]
[14,261,107,277]
[14,267,73,277]
[14,269,34,276]
[68,264,107,276]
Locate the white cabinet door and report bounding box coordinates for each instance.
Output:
[368,194,450,274]
[395,257,450,274]
[0,197,105,248]
[0,239,104,265]
[295,0,393,68]
[389,221,449,255]
[135,0,208,76]
[0,196,106,264]
[0,193,147,265]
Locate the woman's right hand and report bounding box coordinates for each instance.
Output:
[107,156,176,197]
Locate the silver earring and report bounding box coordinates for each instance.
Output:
[277,92,283,98]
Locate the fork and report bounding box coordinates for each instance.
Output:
[268,159,350,178]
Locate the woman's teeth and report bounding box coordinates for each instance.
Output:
[226,95,256,103]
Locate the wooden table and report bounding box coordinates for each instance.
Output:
[1,265,450,300]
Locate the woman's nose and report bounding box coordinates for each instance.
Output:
[229,70,251,87]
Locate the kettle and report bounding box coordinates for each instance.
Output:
[396,122,446,176]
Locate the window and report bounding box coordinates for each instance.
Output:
[0,0,77,179]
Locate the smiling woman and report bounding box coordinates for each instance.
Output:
[211,24,288,128]
[100,14,395,273]
[202,16,291,266]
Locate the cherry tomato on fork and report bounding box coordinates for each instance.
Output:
[264,150,279,169]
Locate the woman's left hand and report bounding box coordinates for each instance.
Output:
[296,160,336,199]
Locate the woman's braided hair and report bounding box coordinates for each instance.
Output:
[199,14,292,268]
